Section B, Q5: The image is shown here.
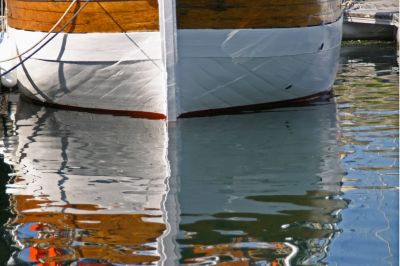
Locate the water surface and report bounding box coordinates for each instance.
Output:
[328,44,399,266]
[0,44,398,265]
[0,101,169,265]
[170,104,345,265]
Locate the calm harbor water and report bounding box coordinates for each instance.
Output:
[0,44,398,265]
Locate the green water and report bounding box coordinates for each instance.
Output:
[0,44,398,265]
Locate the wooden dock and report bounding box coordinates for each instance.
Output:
[343,0,399,41]
[343,0,399,40]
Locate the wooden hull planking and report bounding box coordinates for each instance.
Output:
[176,0,342,29]
[7,0,160,32]
[7,0,342,32]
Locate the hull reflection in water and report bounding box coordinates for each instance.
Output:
[171,103,347,265]
[4,101,169,265]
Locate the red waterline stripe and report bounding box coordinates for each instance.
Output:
[20,95,167,120]
[178,90,333,118]
[20,90,332,120]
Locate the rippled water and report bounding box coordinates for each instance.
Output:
[329,44,399,266]
[169,104,345,265]
[0,44,398,265]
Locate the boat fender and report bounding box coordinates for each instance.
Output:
[0,64,18,88]
[0,36,18,88]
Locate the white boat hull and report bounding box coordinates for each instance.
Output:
[175,18,343,116]
[9,18,342,119]
[10,28,168,119]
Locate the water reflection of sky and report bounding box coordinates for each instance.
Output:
[328,44,399,266]
[0,44,397,266]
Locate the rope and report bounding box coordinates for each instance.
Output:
[0,0,90,78]
[0,0,79,63]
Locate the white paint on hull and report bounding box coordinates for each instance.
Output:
[17,58,166,114]
[159,0,178,120]
[175,18,343,115]
[8,17,342,119]
[10,28,162,62]
[9,28,167,116]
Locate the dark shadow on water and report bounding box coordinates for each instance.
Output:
[0,96,17,265]
[0,156,12,265]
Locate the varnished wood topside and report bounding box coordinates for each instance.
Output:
[177,0,342,29]
[7,0,342,33]
[7,0,160,32]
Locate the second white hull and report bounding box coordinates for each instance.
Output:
[175,18,343,116]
